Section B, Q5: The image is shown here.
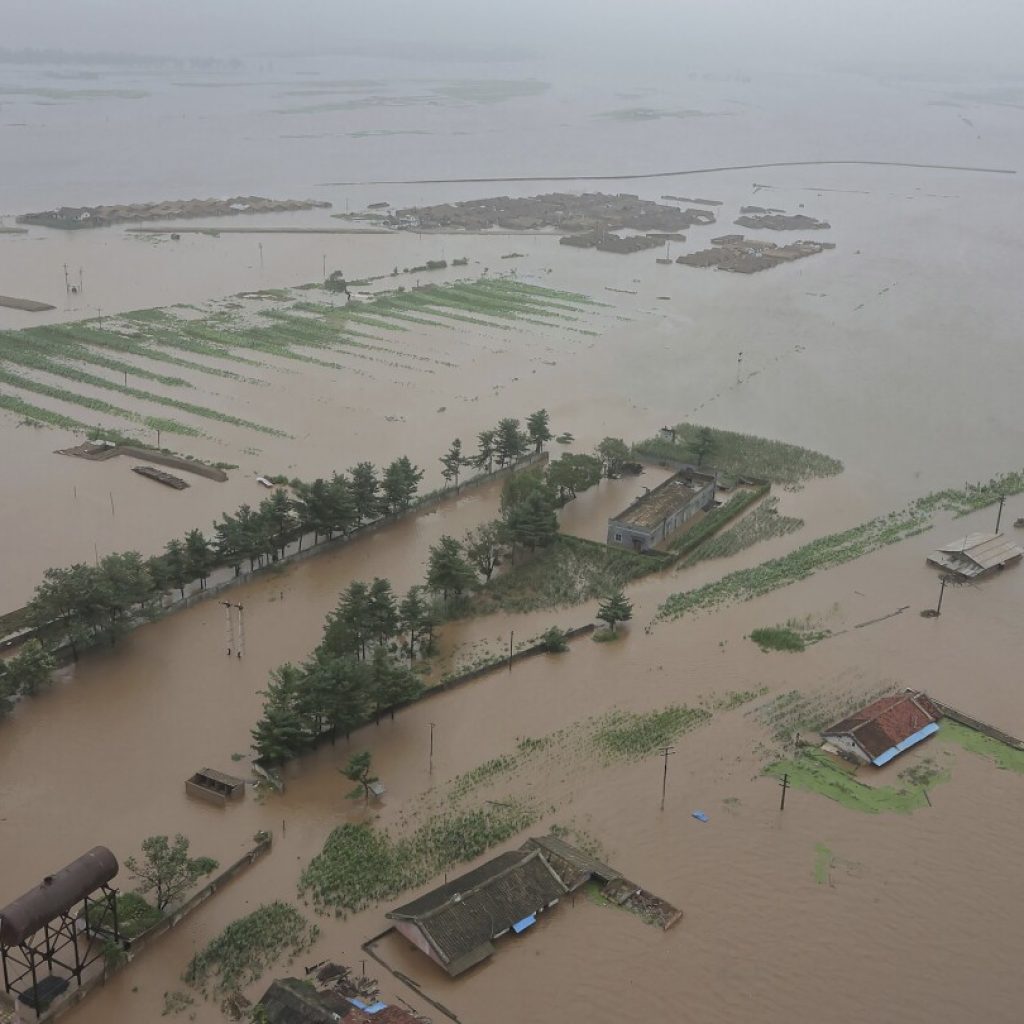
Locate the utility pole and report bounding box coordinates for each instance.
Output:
[934,573,961,617]
[779,772,790,811]
[736,350,743,385]
[659,745,676,811]
[63,263,70,294]
[156,428,161,447]
[508,629,514,671]
[258,242,264,270]
[429,722,435,774]
[236,603,245,658]
[322,253,327,279]
[222,601,234,655]
[995,494,1005,533]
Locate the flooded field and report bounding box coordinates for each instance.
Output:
[1,48,1023,1024]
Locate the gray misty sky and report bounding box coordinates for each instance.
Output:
[5,0,1024,73]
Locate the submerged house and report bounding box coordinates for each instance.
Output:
[927,532,1024,580]
[387,847,567,977]
[256,978,420,1023]
[822,692,940,767]
[606,469,716,552]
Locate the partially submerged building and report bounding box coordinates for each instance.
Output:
[926,532,1024,579]
[386,836,682,978]
[607,468,716,552]
[256,978,420,1023]
[387,847,567,978]
[822,692,941,767]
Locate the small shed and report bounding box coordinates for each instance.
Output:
[607,469,716,552]
[927,532,1024,579]
[822,692,940,766]
[387,848,567,977]
[185,768,245,805]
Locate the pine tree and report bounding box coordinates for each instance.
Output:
[475,429,496,472]
[382,456,424,513]
[163,538,190,599]
[426,536,477,602]
[526,409,553,453]
[350,462,382,523]
[495,417,528,467]
[440,438,465,488]
[184,529,214,589]
[251,664,308,764]
[597,589,633,633]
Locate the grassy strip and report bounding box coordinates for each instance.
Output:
[765,750,948,814]
[592,705,712,760]
[0,367,201,435]
[635,422,843,487]
[0,392,96,431]
[464,535,664,617]
[914,471,1024,518]
[183,902,318,998]
[681,496,804,565]
[297,802,535,917]
[658,509,927,621]
[943,719,1024,773]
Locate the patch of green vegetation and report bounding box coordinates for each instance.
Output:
[468,535,662,617]
[755,686,895,749]
[0,86,148,100]
[183,902,317,998]
[162,990,194,1016]
[766,750,949,814]
[659,509,927,621]
[298,802,535,917]
[914,471,1024,518]
[750,626,806,652]
[668,487,766,555]
[592,627,620,643]
[448,754,518,801]
[592,705,712,760]
[85,892,163,938]
[0,391,94,431]
[681,496,804,564]
[942,719,1024,773]
[813,843,832,884]
[713,686,770,710]
[635,423,843,488]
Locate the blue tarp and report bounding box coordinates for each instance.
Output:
[512,914,536,934]
[348,998,388,1014]
[872,721,940,766]
[692,810,709,822]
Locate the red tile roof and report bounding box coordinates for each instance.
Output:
[823,693,939,760]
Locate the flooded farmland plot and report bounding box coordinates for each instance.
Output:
[2,19,1024,1024]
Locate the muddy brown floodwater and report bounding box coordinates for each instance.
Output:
[2,59,1024,1024]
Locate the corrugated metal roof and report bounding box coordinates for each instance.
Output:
[928,532,1024,577]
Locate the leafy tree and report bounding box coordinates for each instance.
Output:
[350,463,382,523]
[251,663,309,764]
[124,834,218,912]
[339,751,378,805]
[597,589,633,633]
[526,409,553,453]
[368,646,423,716]
[297,653,370,741]
[691,426,716,468]
[213,511,245,576]
[326,474,358,537]
[1,639,55,697]
[398,585,433,662]
[494,417,528,468]
[261,488,295,559]
[596,437,630,479]
[426,535,477,602]
[184,529,214,589]
[381,456,424,514]
[28,563,104,660]
[546,453,603,505]
[95,551,157,645]
[162,538,190,599]
[464,522,505,582]
[539,626,569,653]
[0,673,15,718]
[474,428,496,472]
[500,470,559,553]
[440,438,465,488]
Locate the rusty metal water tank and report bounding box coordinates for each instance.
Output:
[0,847,118,946]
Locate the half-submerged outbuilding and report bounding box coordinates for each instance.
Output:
[926,532,1024,579]
[607,469,716,552]
[822,692,940,766]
